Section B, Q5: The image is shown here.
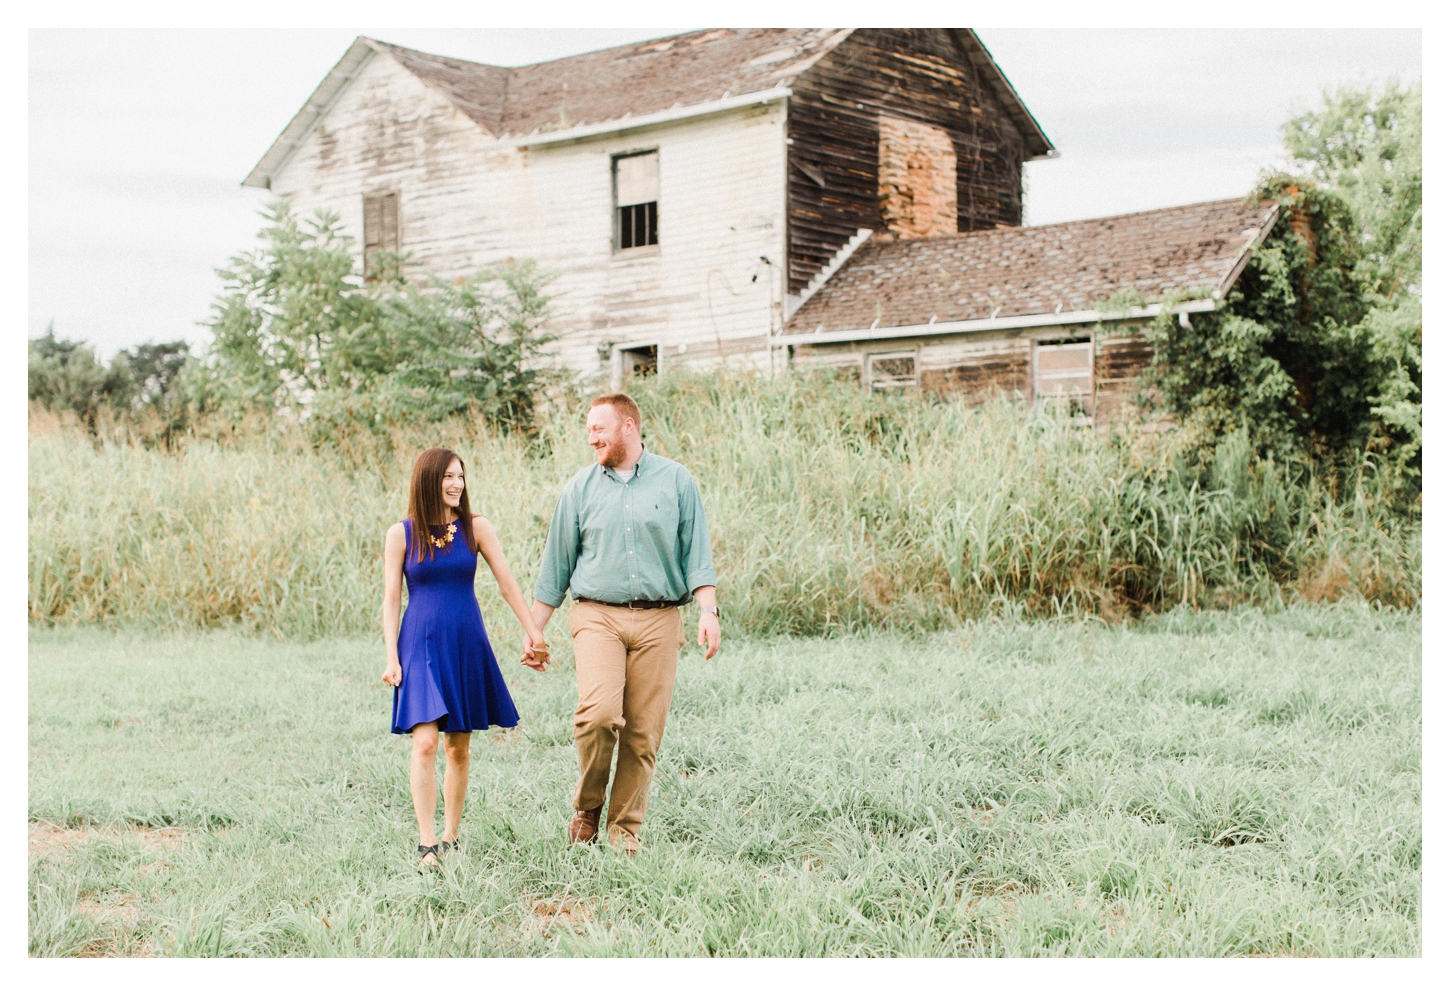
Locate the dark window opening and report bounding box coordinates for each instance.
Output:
[620,345,658,379]
[619,201,658,250]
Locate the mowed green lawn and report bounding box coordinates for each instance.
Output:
[29,604,1420,957]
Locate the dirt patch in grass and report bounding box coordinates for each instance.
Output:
[76,895,139,923]
[29,820,189,860]
[30,824,173,958]
[525,895,594,938]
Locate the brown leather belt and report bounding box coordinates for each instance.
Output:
[574,596,684,610]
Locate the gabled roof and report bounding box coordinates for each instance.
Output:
[375,29,848,138]
[245,29,1052,189]
[785,198,1281,335]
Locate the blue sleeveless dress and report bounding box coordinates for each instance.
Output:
[392,517,520,734]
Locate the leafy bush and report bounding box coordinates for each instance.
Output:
[1141,82,1420,493]
[190,202,557,441]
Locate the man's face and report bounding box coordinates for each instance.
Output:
[586,404,632,468]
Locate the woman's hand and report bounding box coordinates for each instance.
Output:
[521,633,550,672]
[382,660,402,687]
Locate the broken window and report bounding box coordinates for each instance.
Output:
[614,151,659,250]
[1034,339,1094,421]
[869,352,917,392]
[878,116,958,239]
[620,344,658,379]
[363,191,400,280]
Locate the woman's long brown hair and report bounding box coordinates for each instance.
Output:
[407,447,478,563]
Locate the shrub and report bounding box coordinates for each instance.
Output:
[191,202,557,441]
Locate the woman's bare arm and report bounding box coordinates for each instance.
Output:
[381,522,406,686]
[473,515,548,670]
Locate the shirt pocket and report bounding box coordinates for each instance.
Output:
[641,494,679,547]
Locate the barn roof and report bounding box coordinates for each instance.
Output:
[784,198,1282,336]
[245,29,1053,189]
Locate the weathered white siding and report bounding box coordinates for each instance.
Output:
[271,49,789,382]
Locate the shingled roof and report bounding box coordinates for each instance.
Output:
[785,198,1281,335]
[371,29,852,138]
[246,29,1052,189]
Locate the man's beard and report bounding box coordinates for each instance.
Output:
[597,438,627,469]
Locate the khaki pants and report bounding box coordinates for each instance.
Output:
[568,601,685,841]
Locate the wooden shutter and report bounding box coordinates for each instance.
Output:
[363,192,400,279]
[381,193,399,251]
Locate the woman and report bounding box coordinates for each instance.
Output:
[382,447,547,869]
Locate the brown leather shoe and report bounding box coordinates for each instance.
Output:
[568,807,601,845]
[607,827,640,857]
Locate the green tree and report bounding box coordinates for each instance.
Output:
[1284,80,1421,482]
[28,325,134,432]
[1282,79,1421,294]
[196,203,558,437]
[195,202,376,416]
[1142,79,1421,490]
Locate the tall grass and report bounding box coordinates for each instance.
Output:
[28,372,1419,639]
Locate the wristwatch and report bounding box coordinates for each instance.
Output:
[700,605,720,617]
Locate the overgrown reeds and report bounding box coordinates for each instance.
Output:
[28,373,1420,639]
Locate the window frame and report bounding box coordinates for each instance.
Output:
[612,149,661,254]
[1032,335,1095,424]
[610,341,663,390]
[867,349,920,393]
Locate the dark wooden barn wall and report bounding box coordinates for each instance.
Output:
[1093,335,1156,421]
[785,29,1027,295]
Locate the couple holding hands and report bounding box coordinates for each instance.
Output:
[380,393,720,868]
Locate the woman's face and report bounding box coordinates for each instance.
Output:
[441,458,465,511]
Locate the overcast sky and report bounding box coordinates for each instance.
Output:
[28,28,1420,357]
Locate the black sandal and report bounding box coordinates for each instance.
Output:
[417,843,441,868]
[439,840,457,856]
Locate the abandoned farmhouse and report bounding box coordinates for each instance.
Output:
[246,28,1281,418]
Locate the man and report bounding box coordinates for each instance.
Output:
[525,393,720,854]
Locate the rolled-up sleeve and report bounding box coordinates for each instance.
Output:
[533,483,580,608]
[677,472,717,593]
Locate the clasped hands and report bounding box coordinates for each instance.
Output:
[521,632,550,672]
[522,611,719,668]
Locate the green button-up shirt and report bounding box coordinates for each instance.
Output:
[533,448,717,608]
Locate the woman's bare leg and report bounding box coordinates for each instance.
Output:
[410,722,441,854]
[441,731,472,843]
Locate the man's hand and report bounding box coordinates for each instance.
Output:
[697,610,721,660]
[522,600,557,672]
[521,634,551,672]
[693,586,721,660]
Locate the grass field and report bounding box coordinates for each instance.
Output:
[28,603,1419,957]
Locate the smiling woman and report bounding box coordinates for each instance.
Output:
[380,446,547,868]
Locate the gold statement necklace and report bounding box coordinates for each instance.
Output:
[428,522,458,549]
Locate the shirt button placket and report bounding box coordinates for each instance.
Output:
[625,485,636,598]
